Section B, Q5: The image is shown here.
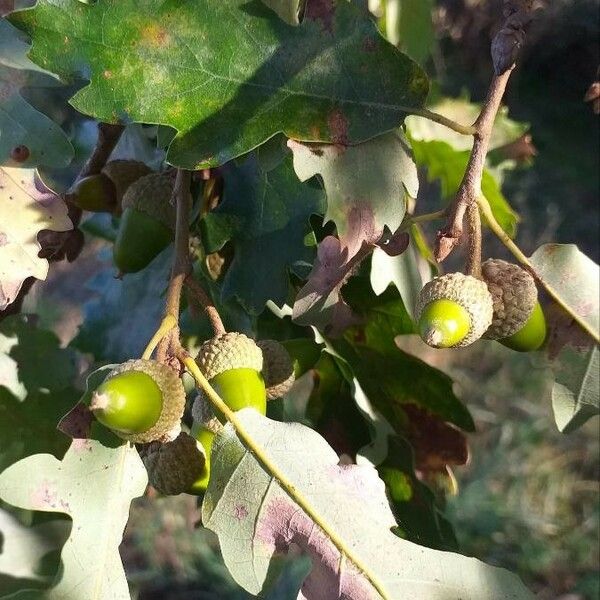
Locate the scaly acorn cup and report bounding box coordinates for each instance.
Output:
[416,273,494,348]
[101,159,153,209]
[195,332,266,418]
[113,173,176,274]
[89,359,185,443]
[258,340,295,400]
[140,432,206,496]
[482,258,538,339]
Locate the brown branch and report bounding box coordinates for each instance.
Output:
[434,1,534,264]
[185,276,226,336]
[465,203,482,278]
[163,169,193,319]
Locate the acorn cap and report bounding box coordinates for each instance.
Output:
[258,340,295,400]
[100,359,185,443]
[196,332,263,381]
[121,172,176,230]
[416,272,494,347]
[140,432,205,495]
[482,259,538,339]
[101,159,152,203]
[191,392,223,434]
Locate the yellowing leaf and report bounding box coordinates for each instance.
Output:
[0,167,71,309]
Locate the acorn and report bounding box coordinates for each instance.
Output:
[140,432,206,496]
[415,273,494,348]
[89,359,185,443]
[499,301,547,352]
[258,340,295,400]
[67,160,152,213]
[113,173,175,274]
[196,332,266,417]
[102,160,153,209]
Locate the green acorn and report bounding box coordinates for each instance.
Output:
[416,273,494,348]
[67,160,152,213]
[140,432,206,496]
[196,332,266,417]
[90,359,185,443]
[113,173,175,274]
[190,421,220,493]
[258,340,295,400]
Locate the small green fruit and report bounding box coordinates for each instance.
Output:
[91,370,162,434]
[418,299,472,349]
[101,159,153,209]
[90,359,185,443]
[190,423,216,493]
[141,432,206,496]
[196,332,267,419]
[500,301,547,352]
[112,173,175,274]
[68,174,117,213]
[211,367,267,416]
[415,273,493,348]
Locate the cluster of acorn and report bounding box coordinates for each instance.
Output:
[415,259,546,352]
[88,333,295,496]
[68,160,176,274]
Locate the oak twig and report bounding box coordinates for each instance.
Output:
[185,276,226,336]
[434,1,534,263]
[465,203,482,278]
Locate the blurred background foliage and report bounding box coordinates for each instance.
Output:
[1,0,598,599]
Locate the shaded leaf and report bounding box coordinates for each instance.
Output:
[0,509,69,587]
[11,0,428,168]
[411,139,519,236]
[73,245,172,363]
[0,20,73,168]
[529,243,599,343]
[0,167,72,310]
[406,97,528,152]
[0,439,147,600]
[378,436,458,551]
[203,409,532,599]
[306,352,371,460]
[332,280,474,432]
[370,237,427,319]
[289,132,417,258]
[552,344,599,433]
[385,0,435,64]
[201,153,325,313]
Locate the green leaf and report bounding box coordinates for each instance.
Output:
[0,20,73,168]
[10,0,429,168]
[203,410,532,599]
[261,0,304,25]
[378,435,458,551]
[370,237,427,319]
[331,280,475,432]
[385,0,435,64]
[73,245,172,363]
[406,96,528,152]
[0,439,147,600]
[410,139,519,236]
[0,509,70,592]
[552,344,599,433]
[529,244,599,342]
[289,131,418,256]
[0,167,72,310]
[201,152,325,313]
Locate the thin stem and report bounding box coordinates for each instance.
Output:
[163,170,193,319]
[477,195,600,344]
[403,106,477,136]
[400,209,446,232]
[185,276,226,336]
[465,203,482,278]
[180,353,391,600]
[141,315,177,360]
[435,70,513,262]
